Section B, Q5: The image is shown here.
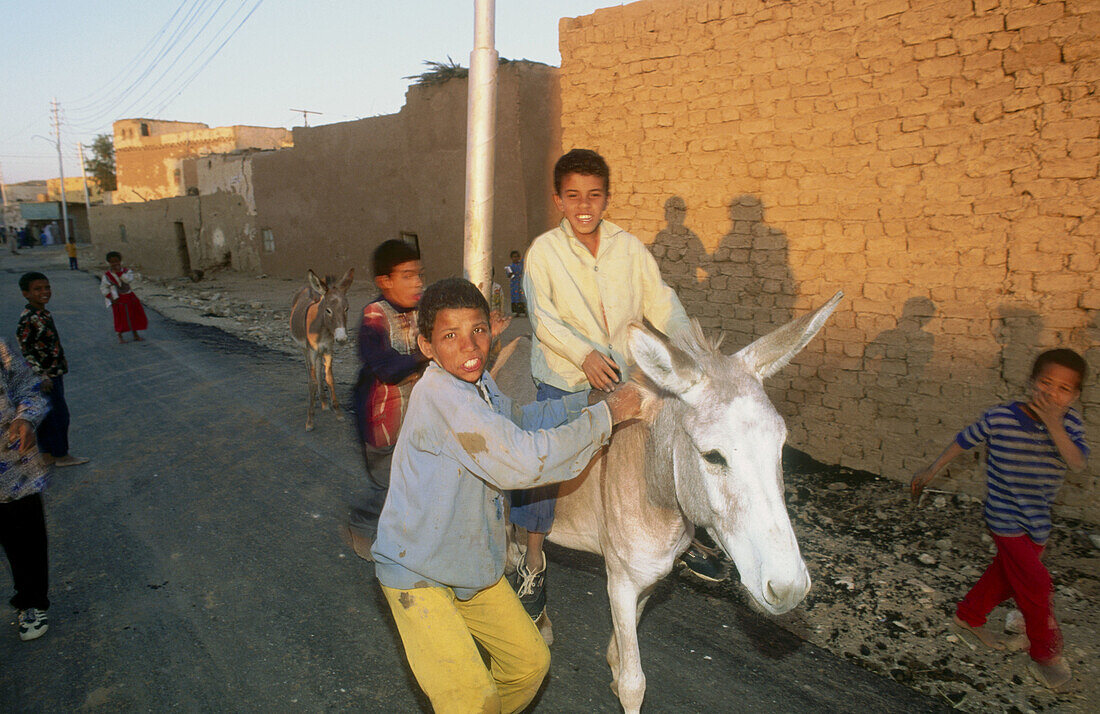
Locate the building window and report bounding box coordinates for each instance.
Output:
[173,168,181,185]
[400,231,419,253]
[140,123,150,137]
[119,224,128,243]
[262,228,275,253]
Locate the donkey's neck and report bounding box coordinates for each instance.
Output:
[643,402,682,512]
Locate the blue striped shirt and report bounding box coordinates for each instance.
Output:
[956,402,1089,544]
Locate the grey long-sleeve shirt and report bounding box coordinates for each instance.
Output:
[372,362,612,599]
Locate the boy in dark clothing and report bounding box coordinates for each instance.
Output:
[16,272,89,468]
[344,241,427,559]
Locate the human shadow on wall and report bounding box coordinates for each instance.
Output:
[861,297,938,473]
[651,195,797,350]
[993,304,1044,401]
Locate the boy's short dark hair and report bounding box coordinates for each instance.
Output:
[19,272,48,292]
[373,239,420,278]
[510,250,521,259]
[106,251,122,262]
[418,278,490,340]
[554,149,610,195]
[1031,348,1087,389]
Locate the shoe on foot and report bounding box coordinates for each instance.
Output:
[511,561,547,620]
[340,524,374,562]
[678,540,727,582]
[54,455,90,467]
[1029,657,1072,690]
[18,608,48,641]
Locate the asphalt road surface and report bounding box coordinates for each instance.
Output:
[0,249,946,712]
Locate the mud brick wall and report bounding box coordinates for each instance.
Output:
[559,0,1100,522]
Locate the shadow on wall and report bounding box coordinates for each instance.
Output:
[993,304,1044,402]
[651,195,796,350]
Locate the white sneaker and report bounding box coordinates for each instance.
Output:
[18,608,48,641]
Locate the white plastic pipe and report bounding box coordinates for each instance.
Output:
[463,0,497,300]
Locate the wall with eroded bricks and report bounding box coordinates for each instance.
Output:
[559,0,1099,521]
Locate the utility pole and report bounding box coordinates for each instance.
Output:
[289,108,322,127]
[463,0,497,300]
[0,160,13,254]
[78,142,92,210]
[50,99,72,245]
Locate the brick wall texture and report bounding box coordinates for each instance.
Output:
[559,0,1100,521]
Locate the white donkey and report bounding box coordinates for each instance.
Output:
[495,292,842,713]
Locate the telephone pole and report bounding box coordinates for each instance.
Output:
[78,142,93,210]
[50,99,72,244]
[463,0,497,299]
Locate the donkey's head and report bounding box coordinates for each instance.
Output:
[630,292,842,615]
[307,268,355,344]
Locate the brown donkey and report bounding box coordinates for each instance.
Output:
[289,268,354,430]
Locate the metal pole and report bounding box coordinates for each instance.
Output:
[463,0,497,300]
[51,99,71,244]
[78,142,92,209]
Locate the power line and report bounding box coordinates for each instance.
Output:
[148,0,266,118]
[65,0,222,127]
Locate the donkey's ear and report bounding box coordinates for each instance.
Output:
[336,267,354,292]
[307,269,325,294]
[736,291,843,380]
[629,323,703,398]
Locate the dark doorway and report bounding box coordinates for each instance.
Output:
[174,222,192,276]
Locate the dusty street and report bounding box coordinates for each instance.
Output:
[1,247,1096,712]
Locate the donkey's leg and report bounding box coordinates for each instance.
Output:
[606,573,647,714]
[323,351,343,419]
[305,351,318,431]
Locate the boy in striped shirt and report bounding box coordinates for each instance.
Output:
[911,349,1088,690]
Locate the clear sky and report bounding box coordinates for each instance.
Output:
[0,0,620,185]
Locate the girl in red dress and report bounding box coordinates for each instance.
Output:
[99,252,148,343]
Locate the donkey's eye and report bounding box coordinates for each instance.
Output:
[702,450,727,468]
[325,308,333,315]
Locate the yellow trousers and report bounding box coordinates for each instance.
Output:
[381,577,550,714]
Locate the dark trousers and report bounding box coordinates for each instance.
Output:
[348,442,395,538]
[37,375,70,458]
[0,493,50,611]
[68,257,78,270]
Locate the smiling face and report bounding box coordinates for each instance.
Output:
[1029,363,1082,411]
[23,279,51,309]
[553,172,609,240]
[418,307,491,384]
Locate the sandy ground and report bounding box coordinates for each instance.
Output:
[128,263,1099,714]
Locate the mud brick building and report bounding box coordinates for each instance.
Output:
[559,0,1099,519]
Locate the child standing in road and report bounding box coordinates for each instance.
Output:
[16,272,90,469]
[344,240,427,559]
[100,252,148,343]
[911,349,1089,690]
[372,278,640,713]
[65,241,78,270]
[0,337,52,641]
[504,250,526,315]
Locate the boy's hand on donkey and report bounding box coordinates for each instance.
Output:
[604,382,642,425]
[583,350,621,392]
[5,418,37,455]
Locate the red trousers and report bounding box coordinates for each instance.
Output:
[956,532,1062,662]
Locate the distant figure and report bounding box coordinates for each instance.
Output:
[40,224,53,247]
[100,251,148,343]
[0,337,52,641]
[16,271,90,469]
[505,250,526,316]
[65,241,78,270]
[911,349,1089,691]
